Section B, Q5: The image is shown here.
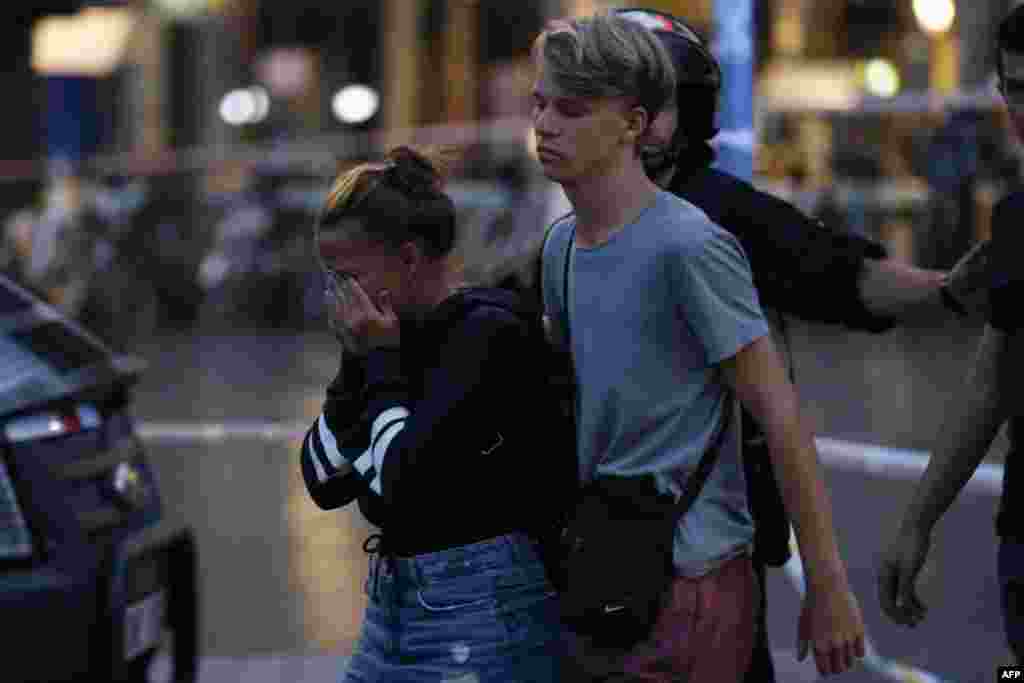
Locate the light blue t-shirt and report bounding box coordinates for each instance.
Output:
[542,190,771,577]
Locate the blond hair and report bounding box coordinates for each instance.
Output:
[316,145,461,260]
[533,11,676,126]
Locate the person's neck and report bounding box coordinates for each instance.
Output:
[420,264,468,312]
[562,161,661,248]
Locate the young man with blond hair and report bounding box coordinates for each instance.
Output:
[534,12,865,680]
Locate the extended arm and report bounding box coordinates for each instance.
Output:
[720,335,865,676]
[859,237,992,322]
[879,325,1018,627]
[857,258,947,321]
[901,325,1017,533]
[721,335,849,595]
[710,177,989,329]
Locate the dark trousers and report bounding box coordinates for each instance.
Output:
[999,539,1024,663]
[743,559,777,683]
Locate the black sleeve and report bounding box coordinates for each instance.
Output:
[361,306,521,510]
[729,186,895,333]
[989,197,1023,334]
[298,355,377,512]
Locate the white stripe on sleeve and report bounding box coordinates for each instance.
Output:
[370,407,410,474]
[353,448,374,474]
[304,430,329,483]
[316,414,347,468]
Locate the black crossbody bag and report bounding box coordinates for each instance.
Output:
[549,225,732,649]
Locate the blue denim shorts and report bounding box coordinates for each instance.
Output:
[999,539,1024,661]
[343,533,565,683]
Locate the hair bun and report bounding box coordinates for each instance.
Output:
[385,146,444,198]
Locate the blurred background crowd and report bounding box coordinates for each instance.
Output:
[0,0,1020,352]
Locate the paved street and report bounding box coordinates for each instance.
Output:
[129,314,1013,682]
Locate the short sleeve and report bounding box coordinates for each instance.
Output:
[672,228,771,365]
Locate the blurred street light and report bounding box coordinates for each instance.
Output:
[152,0,211,20]
[912,0,956,36]
[32,6,137,76]
[913,0,958,94]
[332,85,380,125]
[219,86,271,127]
[864,59,901,98]
[250,87,271,123]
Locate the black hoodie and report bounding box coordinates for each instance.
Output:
[300,287,577,556]
[669,165,896,333]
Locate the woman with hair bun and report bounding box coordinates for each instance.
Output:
[298,145,572,682]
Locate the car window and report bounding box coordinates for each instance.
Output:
[0,321,109,415]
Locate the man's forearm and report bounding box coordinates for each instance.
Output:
[760,385,849,590]
[902,326,1010,533]
[859,258,947,321]
[902,415,1001,534]
[725,337,849,591]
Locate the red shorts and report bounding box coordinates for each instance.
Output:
[563,553,760,682]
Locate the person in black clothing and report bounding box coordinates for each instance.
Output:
[586,8,994,681]
[879,4,1024,663]
[299,145,573,682]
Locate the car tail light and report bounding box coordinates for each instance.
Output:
[3,405,100,443]
[0,456,33,560]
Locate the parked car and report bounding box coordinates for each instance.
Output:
[0,274,197,682]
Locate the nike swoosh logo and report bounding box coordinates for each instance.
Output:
[603,604,626,614]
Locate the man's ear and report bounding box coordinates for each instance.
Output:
[624,105,650,146]
[638,107,669,148]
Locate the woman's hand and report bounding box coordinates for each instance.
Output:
[326,289,366,355]
[331,277,401,351]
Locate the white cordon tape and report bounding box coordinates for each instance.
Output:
[134,422,1008,499]
[137,421,310,443]
[815,437,1003,496]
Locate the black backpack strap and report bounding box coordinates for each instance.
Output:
[538,213,575,347]
[549,215,723,521]
[560,224,576,348]
[535,210,573,302]
[671,395,733,523]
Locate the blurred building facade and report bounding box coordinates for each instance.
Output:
[0,1,1017,162]
[0,0,1021,330]
[0,1,1019,210]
